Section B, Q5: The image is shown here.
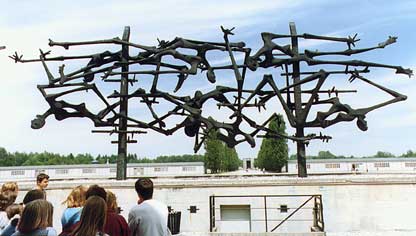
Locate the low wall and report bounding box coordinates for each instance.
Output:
[12,174,416,236]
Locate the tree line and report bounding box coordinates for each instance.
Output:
[0,112,414,173]
[0,147,204,167]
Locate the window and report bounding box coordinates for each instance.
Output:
[182,166,196,172]
[374,162,389,168]
[134,167,144,175]
[11,170,25,176]
[56,169,68,174]
[82,168,96,174]
[154,167,168,172]
[325,163,340,169]
[405,162,416,168]
[220,205,251,221]
[280,205,288,213]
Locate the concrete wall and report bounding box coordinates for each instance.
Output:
[10,174,416,236]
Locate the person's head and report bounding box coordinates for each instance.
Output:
[17,199,53,233]
[6,203,23,219]
[85,185,106,201]
[1,182,19,194]
[106,190,118,212]
[36,173,49,190]
[23,189,46,205]
[0,190,17,211]
[62,185,87,208]
[70,196,107,236]
[134,178,153,203]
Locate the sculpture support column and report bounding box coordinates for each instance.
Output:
[117,26,130,180]
[290,22,307,177]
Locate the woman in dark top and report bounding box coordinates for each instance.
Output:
[105,190,129,236]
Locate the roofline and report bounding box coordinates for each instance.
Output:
[0,162,204,170]
[288,157,416,163]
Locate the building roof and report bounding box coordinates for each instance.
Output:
[288,157,416,163]
[0,162,204,170]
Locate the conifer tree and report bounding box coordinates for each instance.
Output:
[204,129,223,173]
[256,114,288,172]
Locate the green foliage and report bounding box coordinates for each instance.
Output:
[401,150,416,157]
[256,114,288,172]
[204,129,223,173]
[317,150,337,159]
[204,128,241,174]
[0,147,204,167]
[373,151,395,158]
[223,145,240,171]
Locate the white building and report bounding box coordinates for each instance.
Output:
[0,162,204,181]
[287,157,416,174]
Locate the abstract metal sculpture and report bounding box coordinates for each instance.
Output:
[11,23,412,179]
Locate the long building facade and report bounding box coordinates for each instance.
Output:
[0,162,205,181]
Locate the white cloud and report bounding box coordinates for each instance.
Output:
[0,0,414,160]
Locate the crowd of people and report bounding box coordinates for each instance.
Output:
[0,174,170,236]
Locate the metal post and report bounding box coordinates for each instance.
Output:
[117,26,130,180]
[209,196,213,232]
[264,196,268,232]
[312,196,318,229]
[209,196,215,232]
[289,22,307,177]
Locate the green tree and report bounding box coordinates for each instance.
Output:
[401,150,416,157]
[374,151,395,158]
[222,145,239,172]
[317,150,337,159]
[256,114,288,172]
[204,129,223,173]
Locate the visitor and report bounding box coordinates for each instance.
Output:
[104,190,129,236]
[1,183,18,200]
[128,178,169,236]
[1,190,46,236]
[22,190,45,206]
[85,185,106,201]
[0,191,17,232]
[35,173,49,199]
[84,185,130,236]
[0,204,22,236]
[11,199,56,236]
[69,196,108,236]
[61,186,87,232]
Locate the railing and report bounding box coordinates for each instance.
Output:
[209,194,324,233]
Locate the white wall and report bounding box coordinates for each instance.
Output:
[11,174,416,235]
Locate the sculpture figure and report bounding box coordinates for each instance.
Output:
[12,23,412,178]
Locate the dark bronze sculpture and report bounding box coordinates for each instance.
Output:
[12,23,412,179]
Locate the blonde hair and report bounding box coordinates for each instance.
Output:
[1,182,18,193]
[18,199,53,233]
[106,190,118,212]
[62,185,87,208]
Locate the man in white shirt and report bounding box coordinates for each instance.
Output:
[128,178,169,236]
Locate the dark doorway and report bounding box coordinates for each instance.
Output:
[247,160,251,169]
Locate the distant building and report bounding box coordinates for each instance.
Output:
[242,158,255,170]
[0,162,204,181]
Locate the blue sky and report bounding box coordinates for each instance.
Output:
[0,0,415,158]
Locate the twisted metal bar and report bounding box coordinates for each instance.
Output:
[12,23,413,177]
